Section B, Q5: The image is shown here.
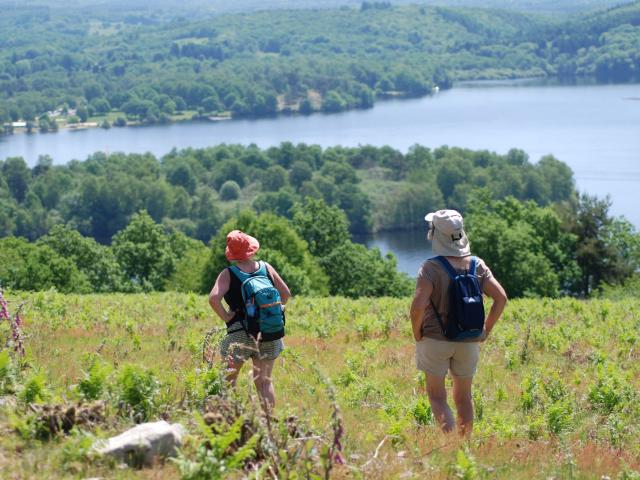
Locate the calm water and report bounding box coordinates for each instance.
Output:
[354,230,431,277]
[1,78,638,247]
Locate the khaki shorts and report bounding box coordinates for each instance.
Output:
[415,337,480,378]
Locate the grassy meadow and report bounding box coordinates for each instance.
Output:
[0,291,639,479]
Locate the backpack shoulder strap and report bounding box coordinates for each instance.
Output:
[262,261,276,283]
[257,260,268,277]
[468,256,477,276]
[228,265,243,280]
[434,256,457,280]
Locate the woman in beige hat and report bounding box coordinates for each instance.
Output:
[410,209,507,436]
[208,230,291,411]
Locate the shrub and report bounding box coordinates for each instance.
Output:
[117,365,160,421]
[0,350,18,395]
[520,373,540,412]
[451,448,478,480]
[78,356,112,401]
[19,372,49,404]
[527,415,545,440]
[174,415,258,480]
[546,399,573,435]
[412,397,433,426]
[219,180,241,201]
[319,242,413,298]
[588,369,633,415]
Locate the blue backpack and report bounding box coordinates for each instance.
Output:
[431,256,485,341]
[229,261,285,341]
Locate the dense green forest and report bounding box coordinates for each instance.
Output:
[1,144,638,298]
[1,1,639,126]
[0,144,575,240]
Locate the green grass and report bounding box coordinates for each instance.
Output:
[170,110,201,121]
[0,292,639,478]
[87,110,202,124]
[87,110,127,123]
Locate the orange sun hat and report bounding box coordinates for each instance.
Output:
[225,230,260,261]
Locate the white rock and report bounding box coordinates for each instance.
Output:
[94,421,186,467]
[0,396,16,408]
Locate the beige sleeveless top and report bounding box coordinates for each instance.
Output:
[418,257,493,342]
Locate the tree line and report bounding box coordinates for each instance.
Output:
[1,193,638,299]
[0,203,413,299]
[1,143,637,298]
[0,143,574,241]
[1,2,639,126]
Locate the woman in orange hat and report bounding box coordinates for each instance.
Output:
[208,230,291,411]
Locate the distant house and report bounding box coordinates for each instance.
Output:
[12,122,27,128]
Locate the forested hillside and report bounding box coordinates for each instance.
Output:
[1,1,639,126]
[4,0,629,15]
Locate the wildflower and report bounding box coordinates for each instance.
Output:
[0,288,25,356]
[331,400,345,465]
[0,290,9,322]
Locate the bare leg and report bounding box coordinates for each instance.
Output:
[252,358,276,412]
[425,373,455,433]
[452,375,474,437]
[225,356,244,387]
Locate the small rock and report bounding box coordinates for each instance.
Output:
[0,396,16,408]
[93,421,186,467]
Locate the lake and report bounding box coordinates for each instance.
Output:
[1,79,638,265]
[353,229,432,277]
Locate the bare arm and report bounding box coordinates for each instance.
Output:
[266,263,291,304]
[409,275,433,341]
[208,269,235,323]
[483,277,508,339]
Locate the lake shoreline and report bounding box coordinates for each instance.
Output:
[2,78,556,139]
[3,75,637,140]
[2,80,638,228]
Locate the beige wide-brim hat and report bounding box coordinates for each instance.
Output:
[425,209,471,257]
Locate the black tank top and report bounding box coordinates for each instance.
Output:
[224,269,245,325]
[224,262,274,326]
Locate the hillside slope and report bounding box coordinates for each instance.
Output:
[0,291,638,478]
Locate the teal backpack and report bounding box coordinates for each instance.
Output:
[229,261,285,341]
